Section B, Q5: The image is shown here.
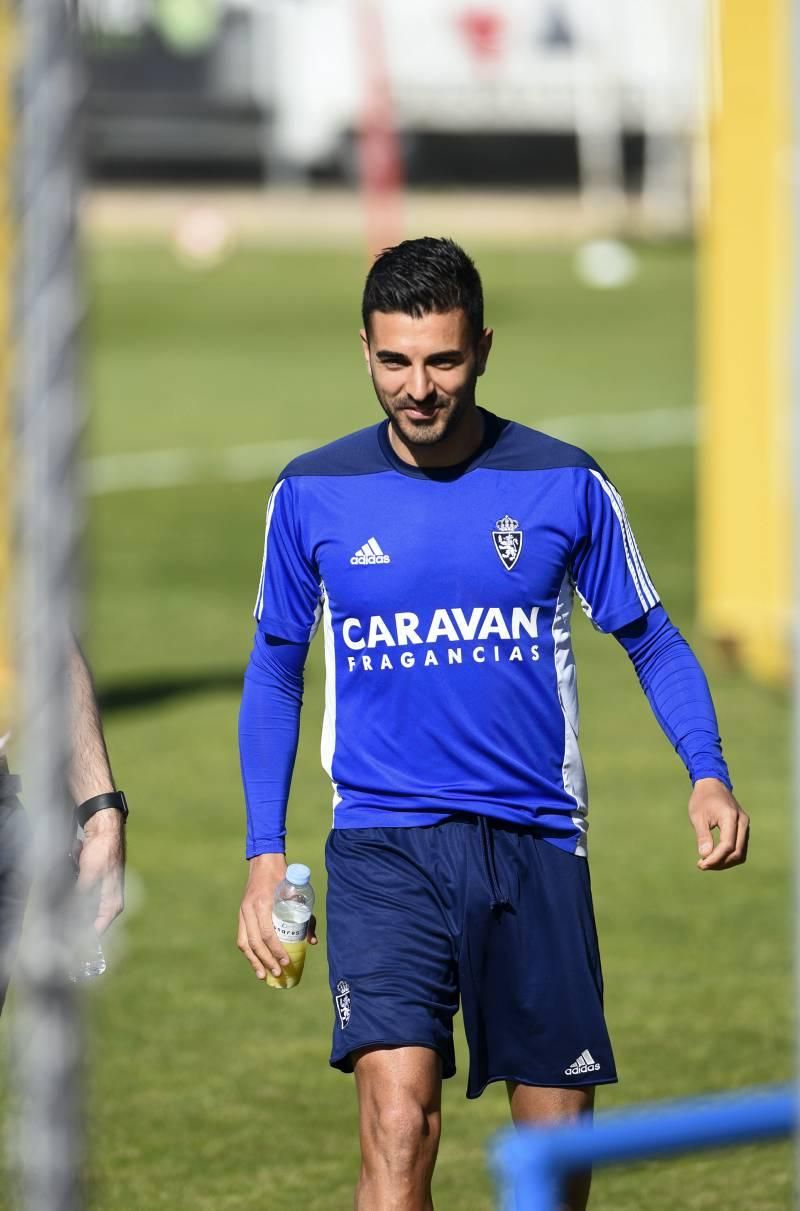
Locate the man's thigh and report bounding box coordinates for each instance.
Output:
[459,826,617,1098]
[354,1045,443,1121]
[325,827,461,1080]
[507,1082,594,1124]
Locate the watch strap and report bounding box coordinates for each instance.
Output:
[76,790,128,828]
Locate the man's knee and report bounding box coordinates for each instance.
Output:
[354,1047,442,1178]
[361,1093,440,1169]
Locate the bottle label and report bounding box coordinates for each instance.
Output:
[272,911,309,944]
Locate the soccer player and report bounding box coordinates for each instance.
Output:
[237,238,748,1211]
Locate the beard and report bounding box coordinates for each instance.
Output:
[375,386,475,449]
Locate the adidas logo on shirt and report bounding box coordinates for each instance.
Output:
[564,1049,600,1076]
[350,538,391,566]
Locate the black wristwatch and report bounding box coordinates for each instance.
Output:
[76,790,128,829]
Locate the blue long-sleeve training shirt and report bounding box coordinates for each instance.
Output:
[240,410,730,858]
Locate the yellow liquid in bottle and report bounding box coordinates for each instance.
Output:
[265,940,307,990]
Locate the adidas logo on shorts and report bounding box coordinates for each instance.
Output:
[564,1049,601,1076]
[350,538,391,565]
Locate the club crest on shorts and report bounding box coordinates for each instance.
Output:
[335,980,351,1028]
[492,515,523,571]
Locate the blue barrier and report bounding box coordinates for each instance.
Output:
[491,1084,796,1210]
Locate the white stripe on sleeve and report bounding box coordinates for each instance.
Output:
[588,469,657,610]
[254,479,285,621]
[603,477,659,604]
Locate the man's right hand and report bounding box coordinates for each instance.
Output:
[237,853,318,980]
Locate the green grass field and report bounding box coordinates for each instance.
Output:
[4,237,792,1209]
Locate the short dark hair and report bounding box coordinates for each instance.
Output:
[362,237,484,343]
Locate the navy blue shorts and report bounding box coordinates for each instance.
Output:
[325,816,617,1098]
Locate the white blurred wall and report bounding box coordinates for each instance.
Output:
[267,0,706,174]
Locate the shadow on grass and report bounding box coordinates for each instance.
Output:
[98,670,244,714]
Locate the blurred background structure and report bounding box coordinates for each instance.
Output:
[0,2,793,1209]
[79,0,702,211]
[4,4,88,1210]
[698,0,791,686]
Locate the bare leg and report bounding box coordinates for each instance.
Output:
[353,1045,442,1211]
[507,1083,595,1211]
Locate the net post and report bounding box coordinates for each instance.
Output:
[9,2,86,1208]
[0,0,15,753]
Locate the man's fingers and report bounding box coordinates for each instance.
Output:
[690,813,715,861]
[689,783,750,873]
[308,913,318,946]
[253,900,291,968]
[697,833,734,869]
[93,887,124,934]
[93,911,116,936]
[76,835,124,893]
[75,861,99,891]
[238,904,287,977]
[697,811,740,870]
[692,823,711,862]
[74,840,125,933]
[237,921,266,980]
[237,909,271,978]
[721,811,750,869]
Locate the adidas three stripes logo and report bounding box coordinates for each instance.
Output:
[564,1049,601,1076]
[350,538,391,566]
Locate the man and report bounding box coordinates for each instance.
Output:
[0,636,127,1011]
[238,237,748,1211]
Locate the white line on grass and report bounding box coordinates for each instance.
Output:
[85,408,696,496]
[86,439,314,495]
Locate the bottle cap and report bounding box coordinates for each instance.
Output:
[286,863,311,886]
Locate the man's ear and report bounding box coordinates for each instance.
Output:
[476,327,493,377]
[359,328,373,377]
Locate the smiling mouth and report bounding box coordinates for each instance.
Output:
[401,404,441,419]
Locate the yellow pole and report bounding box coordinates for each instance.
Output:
[0,1,15,740]
[698,0,792,684]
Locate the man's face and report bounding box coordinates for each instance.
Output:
[361,309,492,451]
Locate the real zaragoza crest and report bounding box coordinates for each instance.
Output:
[492,514,523,571]
[335,980,351,1028]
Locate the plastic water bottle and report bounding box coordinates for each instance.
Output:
[266,863,315,990]
[72,934,107,983]
[68,842,107,983]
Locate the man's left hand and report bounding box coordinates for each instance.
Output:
[688,778,749,871]
[76,808,126,933]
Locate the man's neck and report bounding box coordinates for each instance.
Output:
[388,406,485,469]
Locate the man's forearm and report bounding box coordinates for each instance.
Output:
[69,638,115,804]
[239,633,308,858]
[615,606,731,788]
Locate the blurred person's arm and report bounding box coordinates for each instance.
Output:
[70,637,125,933]
[614,606,749,871]
[237,632,316,981]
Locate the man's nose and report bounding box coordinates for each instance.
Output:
[407,365,435,401]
